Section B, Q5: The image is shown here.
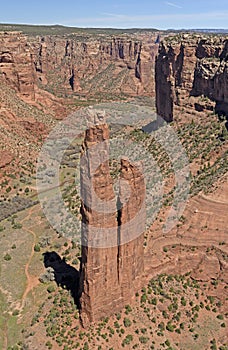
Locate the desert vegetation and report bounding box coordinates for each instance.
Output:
[0,29,227,350]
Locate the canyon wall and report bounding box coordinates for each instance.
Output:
[0,31,158,106]
[79,110,145,326]
[31,34,158,97]
[155,34,228,122]
[0,30,158,173]
[0,32,36,100]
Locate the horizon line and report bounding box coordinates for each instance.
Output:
[0,22,228,31]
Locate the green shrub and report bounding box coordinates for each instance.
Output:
[181,297,186,306]
[114,321,120,329]
[122,334,133,346]
[12,310,19,316]
[151,297,157,305]
[125,305,132,313]
[139,336,149,344]
[72,258,79,265]
[47,285,55,293]
[123,318,132,327]
[166,322,175,332]
[141,294,147,303]
[34,244,41,252]
[12,223,22,229]
[45,341,52,349]
[4,253,11,261]
[217,314,224,320]
[83,342,89,350]
[141,328,147,334]
[158,322,165,331]
[116,313,121,320]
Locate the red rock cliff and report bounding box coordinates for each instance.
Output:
[155,34,228,122]
[0,32,36,100]
[0,31,159,107]
[79,110,145,326]
[31,34,158,97]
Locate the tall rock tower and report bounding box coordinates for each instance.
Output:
[79,109,145,326]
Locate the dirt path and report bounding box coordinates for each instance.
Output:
[20,228,39,309]
[1,205,41,349]
[20,206,40,310]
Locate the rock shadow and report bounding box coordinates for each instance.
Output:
[43,251,80,306]
[142,117,166,133]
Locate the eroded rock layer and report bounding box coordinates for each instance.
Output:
[79,111,145,326]
[117,158,145,300]
[155,35,228,121]
[0,31,158,99]
[31,35,158,97]
[0,32,35,100]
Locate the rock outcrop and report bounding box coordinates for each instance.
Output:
[117,158,145,301]
[155,35,228,121]
[0,150,13,169]
[0,32,68,119]
[79,110,145,326]
[0,32,36,100]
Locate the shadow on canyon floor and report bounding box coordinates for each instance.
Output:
[43,251,80,306]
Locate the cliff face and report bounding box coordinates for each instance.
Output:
[117,158,145,301]
[31,35,158,97]
[192,39,228,116]
[79,110,145,326]
[0,31,158,173]
[0,31,159,105]
[155,35,228,122]
[0,31,158,107]
[0,32,36,100]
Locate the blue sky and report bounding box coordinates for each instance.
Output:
[0,0,227,29]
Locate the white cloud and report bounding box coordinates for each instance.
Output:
[99,12,126,18]
[61,11,228,29]
[165,2,182,9]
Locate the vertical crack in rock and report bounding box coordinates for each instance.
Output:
[117,195,122,284]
